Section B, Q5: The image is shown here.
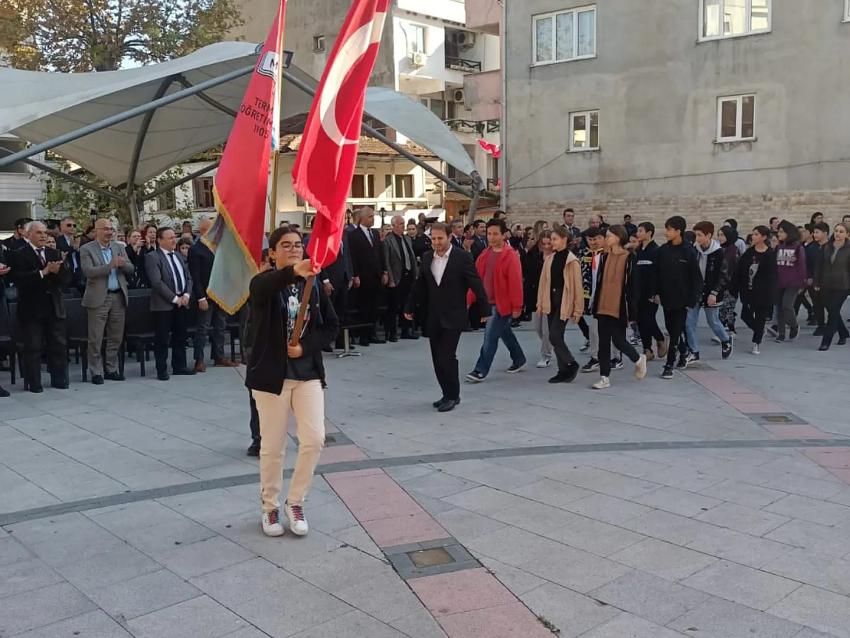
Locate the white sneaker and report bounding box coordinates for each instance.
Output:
[536,357,552,368]
[711,336,722,345]
[634,354,647,380]
[579,340,590,352]
[751,343,761,355]
[285,501,309,536]
[591,376,610,390]
[262,510,284,537]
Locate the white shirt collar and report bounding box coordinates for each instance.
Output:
[434,245,452,260]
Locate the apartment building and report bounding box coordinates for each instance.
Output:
[504,1,850,229]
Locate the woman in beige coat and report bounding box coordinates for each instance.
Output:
[537,226,585,383]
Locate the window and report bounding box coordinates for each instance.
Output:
[717,95,755,142]
[350,174,375,198]
[700,0,770,40]
[408,24,426,54]
[569,110,599,151]
[394,175,415,198]
[193,177,214,208]
[313,35,325,52]
[157,189,176,211]
[533,5,596,65]
[845,0,850,21]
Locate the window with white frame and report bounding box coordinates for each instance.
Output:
[700,0,771,40]
[845,0,850,20]
[717,95,755,142]
[569,110,599,151]
[533,5,596,65]
[408,24,426,54]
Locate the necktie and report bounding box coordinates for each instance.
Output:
[168,252,184,294]
[364,228,373,246]
[37,248,46,266]
[400,235,412,271]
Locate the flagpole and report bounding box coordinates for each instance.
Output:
[269,150,280,233]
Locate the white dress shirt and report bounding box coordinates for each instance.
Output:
[431,245,452,286]
[359,225,374,246]
[162,249,187,303]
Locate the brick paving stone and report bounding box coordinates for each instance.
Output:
[698,479,787,508]
[632,486,723,518]
[695,501,790,536]
[669,597,803,638]
[409,568,517,617]
[765,518,850,557]
[437,602,555,638]
[0,582,97,636]
[11,610,132,638]
[126,595,250,638]
[88,569,202,621]
[590,570,710,625]
[681,560,802,610]
[608,538,719,581]
[767,585,850,638]
[765,494,850,527]
[518,582,620,638]
[581,613,688,638]
[0,557,62,598]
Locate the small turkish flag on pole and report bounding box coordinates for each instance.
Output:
[292,0,390,270]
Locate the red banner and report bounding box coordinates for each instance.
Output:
[292,0,390,268]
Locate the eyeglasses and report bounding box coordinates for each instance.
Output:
[64,222,77,228]
[279,242,303,250]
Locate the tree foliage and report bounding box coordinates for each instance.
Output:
[0,0,243,72]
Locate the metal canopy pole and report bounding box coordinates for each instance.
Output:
[281,69,478,199]
[0,147,124,203]
[176,75,238,117]
[0,63,256,170]
[142,159,222,201]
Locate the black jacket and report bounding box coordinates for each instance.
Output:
[9,244,71,320]
[348,226,384,281]
[695,241,729,306]
[319,232,353,290]
[815,241,850,292]
[187,240,215,301]
[635,240,659,299]
[733,246,778,308]
[245,266,339,395]
[591,251,639,326]
[407,247,490,331]
[655,241,702,309]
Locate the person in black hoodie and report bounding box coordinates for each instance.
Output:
[808,222,831,335]
[732,226,778,355]
[247,228,339,538]
[814,223,850,350]
[717,226,740,335]
[686,221,733,363]
[654,216,702,379]
[634,222,667,360]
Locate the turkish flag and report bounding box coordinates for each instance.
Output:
[478,139,501,159]
[292,0,390,268]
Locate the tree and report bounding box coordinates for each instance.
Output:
[0,0,243,72]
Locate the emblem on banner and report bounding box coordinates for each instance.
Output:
[256,51,280,79]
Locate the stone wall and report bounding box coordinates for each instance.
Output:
[506,189,850,232]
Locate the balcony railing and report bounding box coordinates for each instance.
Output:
[444,119,501,135]
[486,178,501,191]
[445,57,482,73]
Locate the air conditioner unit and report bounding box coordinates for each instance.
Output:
[453,31,476,49]
[410,51,427,67]
[452,88,465,104]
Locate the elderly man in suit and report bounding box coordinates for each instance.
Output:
[383,214,419,341]
[80,218,135,384]
[318,228,353,351]
[405,223,490,412]
[146,227,195,381]
[9,221,71,392]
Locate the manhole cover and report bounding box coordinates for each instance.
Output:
[762,415,792,423]
[408,547,455,568]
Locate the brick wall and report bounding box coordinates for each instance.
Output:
[506,189,850,231]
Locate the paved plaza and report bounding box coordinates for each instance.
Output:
[2,320,850,638]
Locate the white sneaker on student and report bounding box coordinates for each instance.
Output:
[285,501,309,536]
[635,354,647,380]
[262,510,284,537]
[591,376,610,390]
[536,357,552,368]
[751,343,761,355]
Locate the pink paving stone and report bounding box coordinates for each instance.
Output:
[409,568,518,618]
[827,468,850,484]
[343,489,424,522]
[804,448,850,469]
[360,512,449,547]
[325,468,384,481]
[318,445,368,465]
[766,425,833,440]
[437,602,554,638]
[728,400,784,413]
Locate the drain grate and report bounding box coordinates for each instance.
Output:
[747,412,809,426]
[384,537,480,580]
[409,547,454,568]
[762,415,792,423]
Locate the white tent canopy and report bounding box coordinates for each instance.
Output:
[0,42,477,188]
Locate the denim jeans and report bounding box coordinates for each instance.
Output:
[686,306,730,353]
[473,306,526,376]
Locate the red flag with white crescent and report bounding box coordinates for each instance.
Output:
[292,0,390,268]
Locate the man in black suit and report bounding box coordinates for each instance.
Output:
[319,228,353,350]
[2,217,31,251]
[9,221,71,392]
[405,223,490,412]
[450,219,465,250]
[188,218,236,371]
[0,242,11,397]
[55,216,84,292]
[347,207,386,346]
[383,215,419,341]
[145,227,195,380]
[470,220,488,260]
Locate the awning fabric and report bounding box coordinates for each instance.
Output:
[0,42,476,187]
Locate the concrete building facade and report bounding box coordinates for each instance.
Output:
[503,1,850,229]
